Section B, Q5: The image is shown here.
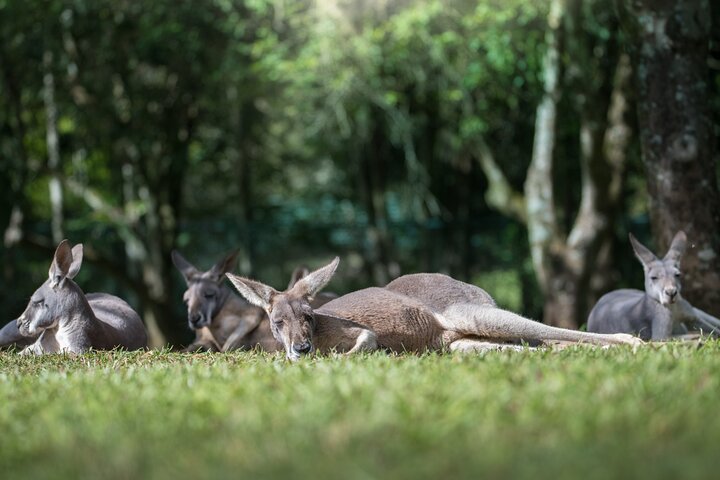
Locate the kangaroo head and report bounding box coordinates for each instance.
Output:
[17,240,84,336]
[629,231,686,307]
[226,257,339,361]
[172,249,238,330]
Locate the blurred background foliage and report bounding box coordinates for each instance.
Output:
[0,0,717,346]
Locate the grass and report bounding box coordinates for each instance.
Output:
[1,342,720,480]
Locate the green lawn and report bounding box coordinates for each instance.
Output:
[1,342,719,479]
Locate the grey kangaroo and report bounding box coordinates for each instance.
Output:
[16,240,147,354]
[172,249,276,352]
[587,231,720,340]
[226,258,642,361]
[172,251,336,352]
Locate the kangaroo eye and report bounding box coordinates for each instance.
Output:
[674,272,681,278]
[33,299,44,306]
[650,276,659,281]
[204,292,216,299]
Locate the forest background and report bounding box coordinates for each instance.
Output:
[1,0,718,347]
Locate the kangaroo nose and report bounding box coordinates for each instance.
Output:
[665,288,677,299]
[293,342,313,355]
[190,313,202,327]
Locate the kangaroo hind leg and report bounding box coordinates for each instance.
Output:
[438,304,643,347]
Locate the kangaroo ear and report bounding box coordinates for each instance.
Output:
[629,233,657,267]
[209,250,240,282]
[225,273,277,311]
[49,240,73,288]
[287,266,310,290]
[664,231,687,264]
[66,244,84,280]
[171,250,200,284]
[290,257,339,299]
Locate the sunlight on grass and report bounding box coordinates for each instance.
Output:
[1,342,719,479]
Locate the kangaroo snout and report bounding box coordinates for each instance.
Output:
[664,287,678,303]
[189,312,208,329]
[292,341,313,355]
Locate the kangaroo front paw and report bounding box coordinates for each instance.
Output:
[20,344,41,355]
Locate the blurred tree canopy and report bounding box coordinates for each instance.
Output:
[0,0,717,346]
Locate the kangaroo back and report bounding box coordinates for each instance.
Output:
[86,293,147,350]
[386,273,496,310]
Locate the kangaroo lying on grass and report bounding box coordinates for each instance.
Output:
[172,251,336,352]
[172,249,276,352]
[587,231,720,340]
[226,258,642,361]
[15,240,147,354]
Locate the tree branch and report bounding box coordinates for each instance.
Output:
[63,176,147,258]
[474,136,527,224]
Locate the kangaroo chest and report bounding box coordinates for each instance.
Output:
[38,329,61,353]
[54,326,74,351]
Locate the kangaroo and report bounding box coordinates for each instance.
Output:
[587,231,720,340]
[172,249,277,352]
[172,253,337,352]
[16,240,147,354]
[226,258,643,361]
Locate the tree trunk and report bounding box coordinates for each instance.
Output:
[524,0,567,326]
[476,1,629,328]
[589,53,633,304]
[43,51,64,244]
[618,0,720,315]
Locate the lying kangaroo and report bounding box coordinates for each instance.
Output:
[587,231,720,340]
[226,258,642,361]
[16,240,147,354]
[172,252,337,352]
[172,249,277,352]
